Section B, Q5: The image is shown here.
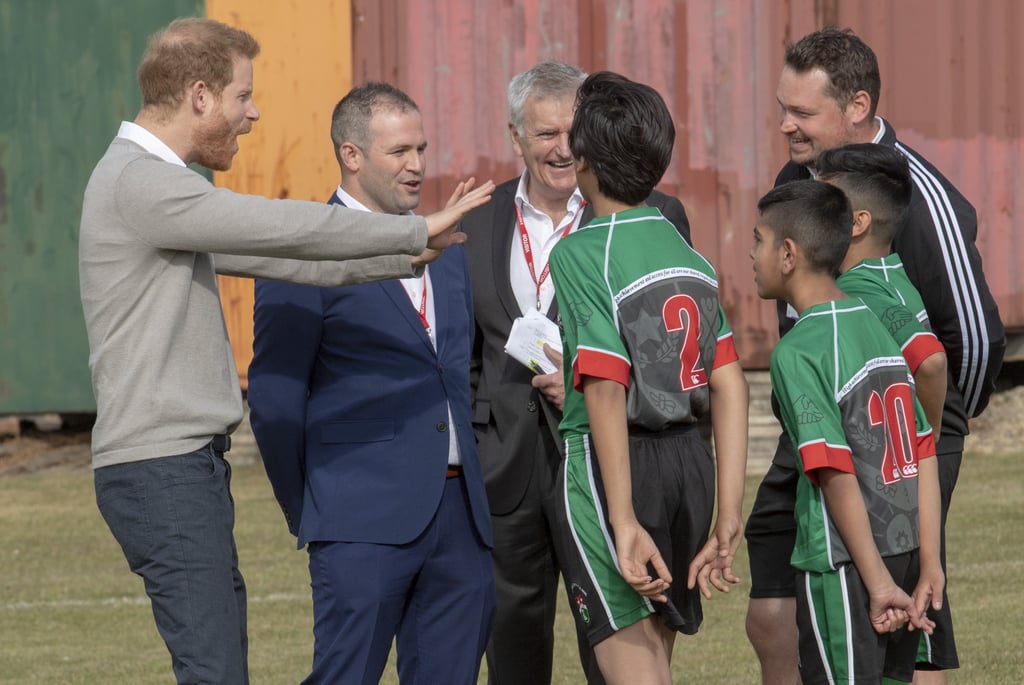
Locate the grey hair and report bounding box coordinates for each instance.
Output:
[507,61,587,134]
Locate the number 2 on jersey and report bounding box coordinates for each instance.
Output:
[662,294,707,391]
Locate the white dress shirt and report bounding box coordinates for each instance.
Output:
[509,171,587,315]
[117,121,186,166]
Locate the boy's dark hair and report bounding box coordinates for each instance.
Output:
[757,180,853,277]
[569,71,674,205]
[785,27,880,119]
[816,143,913,245]
[331,82,419,162]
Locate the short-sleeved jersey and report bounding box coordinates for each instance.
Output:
[548,206,738,439]
[770,299,937,573]
[837,253,944,375]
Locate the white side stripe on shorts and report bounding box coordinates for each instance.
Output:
[807,572,837,685]
[563,438,618,632]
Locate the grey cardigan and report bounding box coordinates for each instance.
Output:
[80,137,427,468]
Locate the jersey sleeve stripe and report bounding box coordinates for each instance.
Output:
[713,333,739,369]
[901,332,946,375]
[798,439,855,486]
[572,346,631,391]
[917,431,937,461]
[897,142,991,417]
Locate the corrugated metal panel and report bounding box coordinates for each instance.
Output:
[350,0,1021,369]
[4,2,1014,413]
[836,0,1024,348]
[0,0,201,412]
[208,0,352,387]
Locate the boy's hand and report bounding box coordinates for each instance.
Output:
[912,564,945,623]
[531,344,565,410]
[613,519,672,602]
[687,514,744,598]
[868,584,910,634]
[868,583,933,635]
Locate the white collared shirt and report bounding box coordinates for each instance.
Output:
[334,185,459,465]
[509,171,587,315]
[116,121,186,167]
[334,186,435,336]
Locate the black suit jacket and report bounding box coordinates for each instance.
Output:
[463,177,691,514]
[773,118,1004,434]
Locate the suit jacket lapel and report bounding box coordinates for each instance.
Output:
[491,186,524,323]
[430,259,450,357]
[330,191,434,354]
[380,278,436,355]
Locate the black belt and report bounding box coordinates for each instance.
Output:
[211,434,232,453]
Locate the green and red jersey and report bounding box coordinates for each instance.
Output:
[548,206,737,440]
[770,298,936,574]
[837,253,943,375]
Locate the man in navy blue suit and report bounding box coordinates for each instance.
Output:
[248,82,495,685]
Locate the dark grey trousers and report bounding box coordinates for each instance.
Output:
[95,444,248,685]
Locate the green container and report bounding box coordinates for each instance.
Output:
[0,0,202,413]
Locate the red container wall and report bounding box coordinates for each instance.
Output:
[351,0,1022,368]
[837,1,1024,358]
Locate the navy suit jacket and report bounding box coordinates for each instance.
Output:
[248,193,492,549]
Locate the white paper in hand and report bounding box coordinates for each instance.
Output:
[504,308,562,374]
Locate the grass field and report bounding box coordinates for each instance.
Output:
[1,450,1021,684]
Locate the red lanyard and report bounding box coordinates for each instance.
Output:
[415,275,430,337]
[514,203,580,310]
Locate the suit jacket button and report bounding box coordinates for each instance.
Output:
[527,400,538,413]
[436,421,447,432]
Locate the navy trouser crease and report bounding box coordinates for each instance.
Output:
[302,476,495,685]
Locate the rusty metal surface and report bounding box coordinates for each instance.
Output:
[208,0,354,387]
[348,0,1021,368]
[838,0,1024,354]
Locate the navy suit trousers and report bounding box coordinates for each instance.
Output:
[302,476,495,685]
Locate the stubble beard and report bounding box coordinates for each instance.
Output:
[194,111,238,172]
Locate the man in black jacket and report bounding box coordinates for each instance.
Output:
[461,61,691,685]
[744,27,1005,685]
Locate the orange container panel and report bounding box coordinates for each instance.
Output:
[206,0,352,387]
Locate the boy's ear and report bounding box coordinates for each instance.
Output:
[852,209,872,238]
[575,156,590,173]
[780,237,799,275]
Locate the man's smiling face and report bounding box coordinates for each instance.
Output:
[776,65,858,169]
[510,94,578,206]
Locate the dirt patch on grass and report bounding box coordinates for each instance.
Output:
[0,418,93,476]
[1,381,1021,476]
[965,384,1024,455]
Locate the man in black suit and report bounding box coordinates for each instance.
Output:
[462,60,691,685]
